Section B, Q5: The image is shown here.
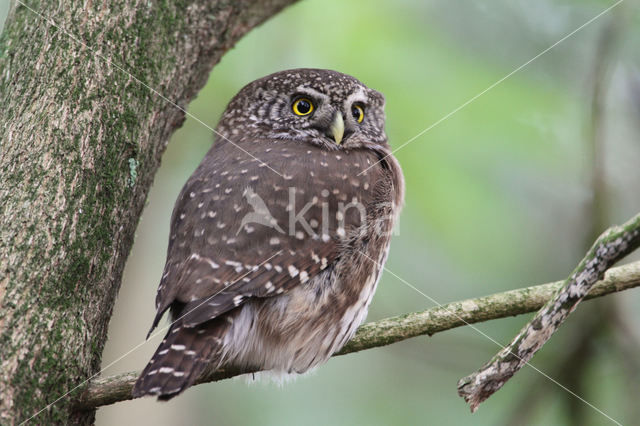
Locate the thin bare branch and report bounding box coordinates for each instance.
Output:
[74,258,640,411]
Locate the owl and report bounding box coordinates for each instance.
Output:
[133,68,404,399]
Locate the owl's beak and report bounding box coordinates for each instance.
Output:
[328,111,344,145]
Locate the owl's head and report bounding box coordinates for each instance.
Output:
[217,68,387,150]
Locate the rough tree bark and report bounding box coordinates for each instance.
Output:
[0,1,298,424]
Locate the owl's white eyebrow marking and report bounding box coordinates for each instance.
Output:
[344,88,367,109]
[295,87,329,102]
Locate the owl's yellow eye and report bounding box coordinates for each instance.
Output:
[292,98,314,116]
[351,104,365,123]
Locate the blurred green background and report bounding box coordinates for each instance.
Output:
[5,0,640,424]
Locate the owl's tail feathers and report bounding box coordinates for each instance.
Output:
[132,318,229,401]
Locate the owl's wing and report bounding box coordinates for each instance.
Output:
[151,140,380,330]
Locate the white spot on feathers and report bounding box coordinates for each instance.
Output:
[288,265,299,277]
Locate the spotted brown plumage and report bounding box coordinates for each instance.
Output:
[133,69,404,400]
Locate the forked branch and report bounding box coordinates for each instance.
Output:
[457,213,640,412]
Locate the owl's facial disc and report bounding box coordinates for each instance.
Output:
[219,69,387,150]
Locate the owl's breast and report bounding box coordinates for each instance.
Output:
[221,254,386,376]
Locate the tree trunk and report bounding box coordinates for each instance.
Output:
[0,1,297,423]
